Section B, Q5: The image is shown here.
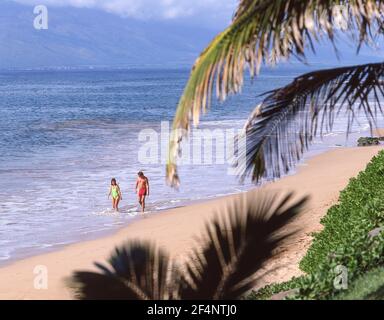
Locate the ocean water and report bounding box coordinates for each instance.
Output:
[0,67,377,264]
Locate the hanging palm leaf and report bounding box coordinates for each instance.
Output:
[68,192,308,300]
[238,61,384,183]
[166,0,384,187]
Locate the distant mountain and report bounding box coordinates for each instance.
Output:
[0,1,220,69]
[0,1,382,70]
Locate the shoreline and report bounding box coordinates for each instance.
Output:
[0,141,361,267]
[0,121,375,266]
[0,191,249,269]
[0,145,382,299]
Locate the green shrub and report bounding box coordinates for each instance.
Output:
[291,234,384,299]
[300,151,384,273]
[247,277,303,300]
[357,137,380,146]
[335,266,384,300]
[249,150,384,300]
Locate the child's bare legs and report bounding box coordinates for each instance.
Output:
[138,195,145,213]
[112,197,120,211]
[115,197,120,211]
[141,195,146,213]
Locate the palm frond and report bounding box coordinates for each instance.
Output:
[238,61,384,183]
[167,0,384,186]
[68,241,180,300]
[68,272,137,300]
[68,193,308,300]
[179,192,308,299]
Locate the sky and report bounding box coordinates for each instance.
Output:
[12,0,238,28]
[0,0,239,68]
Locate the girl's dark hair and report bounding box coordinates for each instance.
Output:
[111,178,117,185]
[138,171,144,177]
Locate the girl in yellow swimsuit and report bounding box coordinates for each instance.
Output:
[108,178,122,211]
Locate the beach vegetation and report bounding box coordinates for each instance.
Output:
[334,266,384,300]
[249,150,384,300]
[357,137,381,146]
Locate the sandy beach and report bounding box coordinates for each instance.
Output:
[0,146,382,300]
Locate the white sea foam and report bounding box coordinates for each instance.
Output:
[1,68,382,266]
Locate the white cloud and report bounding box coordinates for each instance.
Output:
[12,0,237,24]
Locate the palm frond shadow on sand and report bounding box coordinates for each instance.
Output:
[67,192,308,300]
